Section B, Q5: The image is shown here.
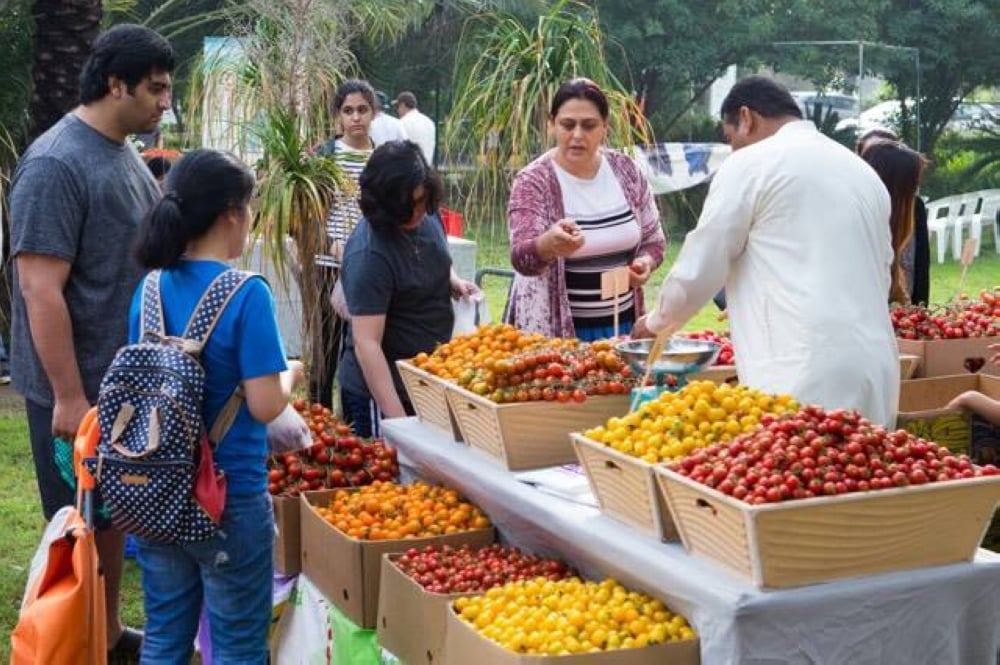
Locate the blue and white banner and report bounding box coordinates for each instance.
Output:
[630,143,731,195]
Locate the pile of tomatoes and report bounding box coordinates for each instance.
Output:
[411,324,554,381]
[678,329,735,366]
[585,381,799,464]
[454,578,695,654]
[314,481,491,540]
[669,405,998,504]
[393,544,571,594]
[892,289,999,340]
[458,339,635,404]
[266,400,399,496]
[410,324,635,404]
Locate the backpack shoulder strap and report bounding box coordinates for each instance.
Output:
[182,269,259,350]
[182,269,263,445]
[140,270,166,339]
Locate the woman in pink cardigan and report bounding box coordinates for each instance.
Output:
[506,78,666,340]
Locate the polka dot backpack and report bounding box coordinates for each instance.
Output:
[84,269,255,543]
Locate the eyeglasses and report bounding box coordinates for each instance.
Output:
[556,119,603,132]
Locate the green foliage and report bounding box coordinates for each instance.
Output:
[593,0,879,135]
[922,129,1000,201]
[0,0,34,159]
[878,0,1000,153]
[445,0,650,234]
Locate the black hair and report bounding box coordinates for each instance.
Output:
[145,156,171,179]
[79,24,175,104]
[550,78,609,120]
[358,140,442,234]
[856,127,899,155]
[333,79,377,114]
[860,141,926,304]
[134,149,254,269]
[719,76,802,125]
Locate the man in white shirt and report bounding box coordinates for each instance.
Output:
[634,76,899,426]
[370,90,407,146]
[394,90,436,164]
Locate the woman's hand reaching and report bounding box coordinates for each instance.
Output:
[537,219,585,262]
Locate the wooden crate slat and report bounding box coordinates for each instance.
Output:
[445,386,629,471]
[573,435,677,541]
[396,361,463,441]
[655,467,1000,588]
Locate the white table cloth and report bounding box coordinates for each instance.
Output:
[383,417,1000,665]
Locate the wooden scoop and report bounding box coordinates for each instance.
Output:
[630,330,669,412]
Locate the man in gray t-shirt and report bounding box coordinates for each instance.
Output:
[9,24,174,658]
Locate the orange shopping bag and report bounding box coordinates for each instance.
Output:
[11,408,107,665]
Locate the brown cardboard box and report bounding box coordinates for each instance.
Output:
[273,495,301,575]
[656,465,1000,589]
[377,554,479,665]
[897,374,1000,453]
[442,607,701,665]
[897,336,1000,378]
[299,490,494,628]
[444,385,630,471]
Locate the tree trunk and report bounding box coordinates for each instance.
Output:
[28,0,102,140]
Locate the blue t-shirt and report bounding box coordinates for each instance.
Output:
[128,260,287,494]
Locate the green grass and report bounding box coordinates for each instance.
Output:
[0,235,996,658]
[0,415,145,662]
[468,224,1000,331]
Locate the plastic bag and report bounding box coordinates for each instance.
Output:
[19,506,75,612]
[452,294,487,337]
[267,405,312,454]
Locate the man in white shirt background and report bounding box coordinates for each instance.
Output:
[369,90,408,146]
[634,75,899,426]
[394,90,436,164]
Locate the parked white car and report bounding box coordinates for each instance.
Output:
[836,100,999,133]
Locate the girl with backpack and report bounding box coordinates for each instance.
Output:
[130,148,303,663]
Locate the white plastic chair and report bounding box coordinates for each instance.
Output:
[968,189,1000,256]
[949,192,983,260]
[925,196,956,263]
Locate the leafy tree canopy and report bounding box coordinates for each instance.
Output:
[592,0,998,153]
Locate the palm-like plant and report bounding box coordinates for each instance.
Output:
[445,0,651,240]
[183,0,362,368]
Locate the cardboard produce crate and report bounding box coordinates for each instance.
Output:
[572,434,677,541]
[443,384,630,471]
[897,374,1000,454]
[377,554,480,665]
[655,466,1000,589]
[899,354,921,380]
[442,606,701,665]
[273,495,301,575]
[397,361,463,441]
[299,490,494,628]
[897,336,1000,378]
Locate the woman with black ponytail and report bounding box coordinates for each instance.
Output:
[129,149,303,663]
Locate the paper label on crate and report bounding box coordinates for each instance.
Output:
[600,266,631,299]
[960,238,976,267]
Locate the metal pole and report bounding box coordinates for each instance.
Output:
[915,49,922,152]
[858,42,864,120]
